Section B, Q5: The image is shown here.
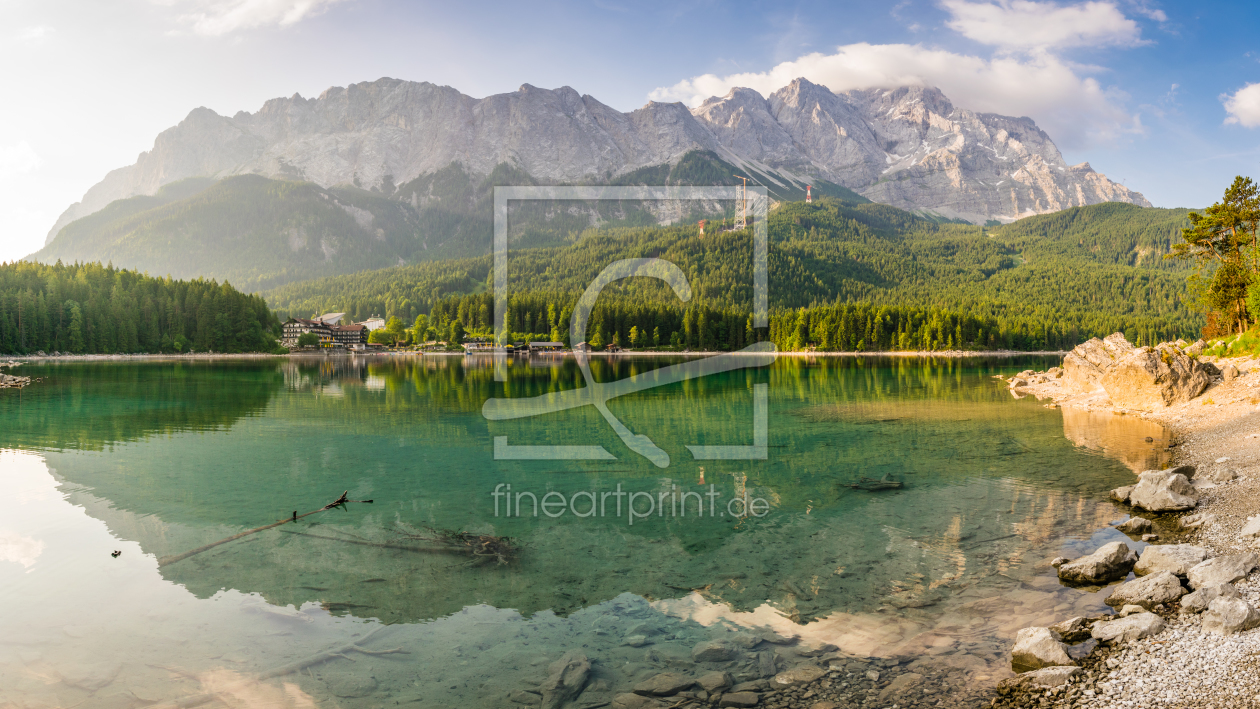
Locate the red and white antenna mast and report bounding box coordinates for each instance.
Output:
[806,185,812,203]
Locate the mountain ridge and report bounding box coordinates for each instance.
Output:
[45,77,1149,244]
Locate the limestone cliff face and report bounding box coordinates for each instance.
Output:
[46,77,1150,244]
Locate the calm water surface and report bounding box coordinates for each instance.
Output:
[0,355,1171,708]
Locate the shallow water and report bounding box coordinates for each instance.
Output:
[0,355,1166,708]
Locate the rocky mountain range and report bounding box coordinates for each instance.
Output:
[45,77,1149,246]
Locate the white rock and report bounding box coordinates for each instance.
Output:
[1201,596,1260,634]
[1134,544,1209,576]
[1011,627,1075,672]
[1105,571,1186,610]
[1180,583,1241,614]
[1187,553,1260,589]
[1128,470,1199,512]
[1058,541,1138,584]
[1091,613,1166,643]
[996,666,1083,691]
[1240,517,1260,540]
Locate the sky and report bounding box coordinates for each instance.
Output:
[3,0,1260,262]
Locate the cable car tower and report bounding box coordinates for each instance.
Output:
[733,175,749,230]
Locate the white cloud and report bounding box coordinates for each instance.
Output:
[941,0,1144,51]
[0,141,42,179]
[1222,83,1260,128]
[1126,0,1167,22]
[0,531,44,570]
[649,43,1136,149]
[174,0,349,36]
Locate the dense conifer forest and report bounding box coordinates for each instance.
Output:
[0,261,280,354]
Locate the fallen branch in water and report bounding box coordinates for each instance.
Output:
[157,491,373,568]
[394,522,517,564]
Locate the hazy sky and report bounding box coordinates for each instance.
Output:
[2,0,1259,262]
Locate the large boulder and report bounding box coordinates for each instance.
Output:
[1201,596,1260,634]
[1091,613,1166,643]
[1101,343,1214,410]
[1134,544,1209,577]
[1104,571,1186,610]
[1057,541,1138,584]
[1180,583,1241,614]
[1062,333,1134,393]
[1010,627,1074,672]
[1128,470,1199,512]
[1187,553,1260,589]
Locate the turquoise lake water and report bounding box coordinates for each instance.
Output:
[0,355,1172,708]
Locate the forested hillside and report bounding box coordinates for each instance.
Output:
[0,261,280,355]
[30,151,869,291]
[263,199,1199,351]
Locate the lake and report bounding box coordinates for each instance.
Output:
[0,354,1171,708]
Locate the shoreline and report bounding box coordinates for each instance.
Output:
[996,350,1260,708]
[1,348,1068,363]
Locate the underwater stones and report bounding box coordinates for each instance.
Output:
[623,635,650,647]
[877,672,924,702]
[1091,613,1165,643]
[1201,596,1260,634]
[1128,470,1199,512]
[1010,627,1074,673]
[633,673,694,697]
[1115,516,1152,534]
[1110,486,1135,503]
[508,689,543,705]
[327,675,377,698]
[997,666,1083,692]
[540,651,590,709]
[56,661,121,692]
[1048,617,1092,643]
[771,665,826,687]
[1134,544,1209,577]
[692,640,740,663]
[718,691,761,707]
[697,671,732,692]
[1105,571,1186,610]
[1188,553,1260,589]
[1180,583,1241,614]
[1057,541,1138,584]
[612,693,663,709]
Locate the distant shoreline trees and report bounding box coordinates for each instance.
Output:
[0,261,281,355]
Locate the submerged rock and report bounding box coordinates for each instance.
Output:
[1105,571,1186,610]
[1091,613,1166,643]
[718,692,760,708]
[692,640,740,663]
[1115,516,1152,534]
[1134,543,1209,577]
[696,672,732,692]
[1128,469,1199,512]
[540,651,590,709]
[1180,583,1241,614]
[1057,541,1138,584]
[1202,596,1260,634]
[613,693,662,709]
[771,665,826,687]
[633,673,694,697]
[1010,627,1074,672]
[1188,553,1260,589]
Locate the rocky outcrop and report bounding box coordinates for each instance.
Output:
[1128,470,1199,512]
[1055,334,1217,410]
[1090,613,1166,643]
[1187,553,1260,590]
[1103,344,1214,409]
[1057,541,1138,584]
[540,651,591,709]
[1134,544,1208,577]
[1201,596,1260,634]
[47,78,1150,243]
[1010,627,1075,672]
[1104,571,1186,610]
